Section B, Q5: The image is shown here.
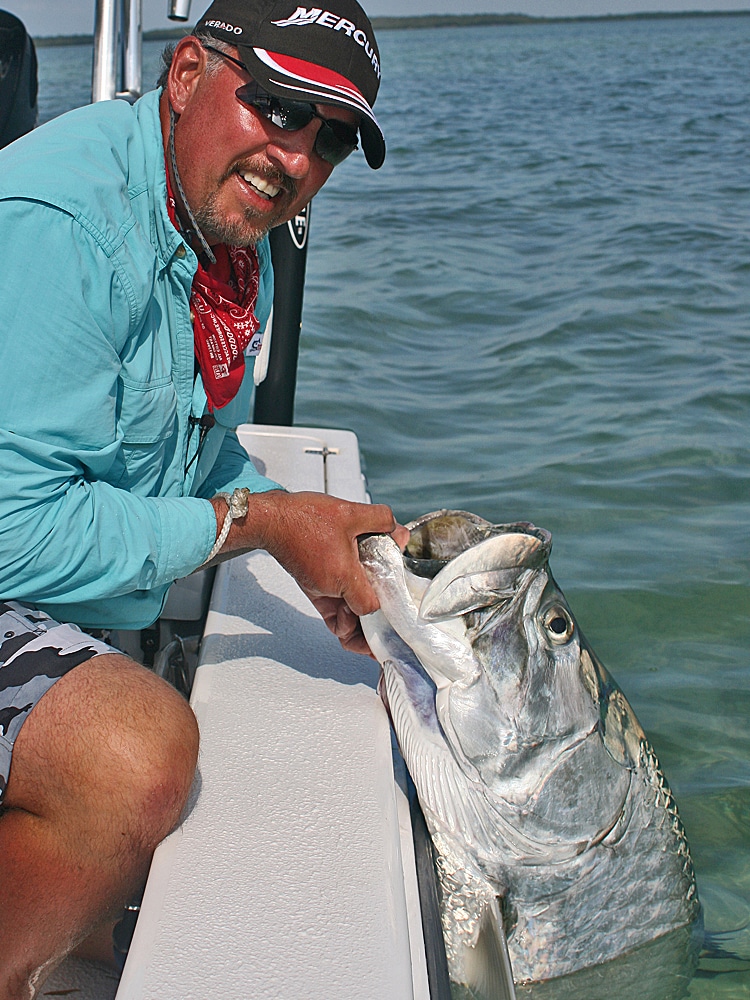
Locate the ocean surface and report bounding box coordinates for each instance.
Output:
[35,15,749,997]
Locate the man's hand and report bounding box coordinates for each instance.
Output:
[209,490,408,653]
[305,595,373,656]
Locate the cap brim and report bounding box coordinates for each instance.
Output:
[237,45,385,169]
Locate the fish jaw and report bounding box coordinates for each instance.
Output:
[362,608,487,847]
[359,534,478,687]
[364,613,518,996]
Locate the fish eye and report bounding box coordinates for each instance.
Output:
[542,606,575,644]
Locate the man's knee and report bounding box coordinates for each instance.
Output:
[6,653,199,848]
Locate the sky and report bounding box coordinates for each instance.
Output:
[6,0,750,38]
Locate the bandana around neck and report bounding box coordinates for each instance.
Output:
[165,167,263,411]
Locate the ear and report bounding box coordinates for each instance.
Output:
[166,36,209,115]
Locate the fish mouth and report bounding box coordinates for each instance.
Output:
[404,509,498,574]
[360,513,552,690]
[359,531,477,685]
[404,510,551,581]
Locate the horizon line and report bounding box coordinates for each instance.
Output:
[30,7,750,43]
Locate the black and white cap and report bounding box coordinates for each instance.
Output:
[196,0,385,168]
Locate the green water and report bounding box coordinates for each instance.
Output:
[299,16,750,995]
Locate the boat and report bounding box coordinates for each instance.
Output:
[7,1,514,997]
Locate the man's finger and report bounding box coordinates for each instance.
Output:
[364,502,402,536]
[338,632,374,657]
[391,524,410,550]
[340,565,380,618]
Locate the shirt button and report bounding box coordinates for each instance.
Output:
[175,244,187,259]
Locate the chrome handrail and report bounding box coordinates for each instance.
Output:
[91,0,120,102]
[168,0,193,20]
[91,0,192,104]
[122,0,142,102]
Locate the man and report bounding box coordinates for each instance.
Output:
[0,0,404,995]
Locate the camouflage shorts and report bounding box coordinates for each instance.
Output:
[0,601,117,803]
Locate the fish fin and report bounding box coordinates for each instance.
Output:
[457,896,517,1000]
[696,955,750,977]
[698,924,750,974]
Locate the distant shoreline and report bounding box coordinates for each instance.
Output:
[32,8,750,45]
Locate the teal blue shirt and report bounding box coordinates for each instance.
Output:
[0,90,281,629]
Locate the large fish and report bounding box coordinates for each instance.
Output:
[359,511,701,998]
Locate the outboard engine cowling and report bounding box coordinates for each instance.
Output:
[0,9,38,148]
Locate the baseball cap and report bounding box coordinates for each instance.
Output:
[195,0,385,168]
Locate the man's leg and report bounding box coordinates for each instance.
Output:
[0,653,199,1000]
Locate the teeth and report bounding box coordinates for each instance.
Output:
[241,172,281,199]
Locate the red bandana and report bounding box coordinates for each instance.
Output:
[165,170,263,411]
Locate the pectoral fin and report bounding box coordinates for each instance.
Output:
[452,895,517,1000]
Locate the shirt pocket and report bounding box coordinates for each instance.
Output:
[118,376,177,444]
[113,378,179,495]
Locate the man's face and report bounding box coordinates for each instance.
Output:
[166,38,357,247]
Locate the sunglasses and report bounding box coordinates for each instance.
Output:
[201,44,360,167]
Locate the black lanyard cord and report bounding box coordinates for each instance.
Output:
[185,413,215,475]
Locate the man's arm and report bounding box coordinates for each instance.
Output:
[206,489,409,654]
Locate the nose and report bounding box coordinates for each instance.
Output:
[265,119,321,179]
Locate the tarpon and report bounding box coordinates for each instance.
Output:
[359,511,700,997]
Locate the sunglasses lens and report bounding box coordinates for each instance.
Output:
[315,122,358,167]
[272,103,315,131]
[234,83,275,117]
[235,83,312,127]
